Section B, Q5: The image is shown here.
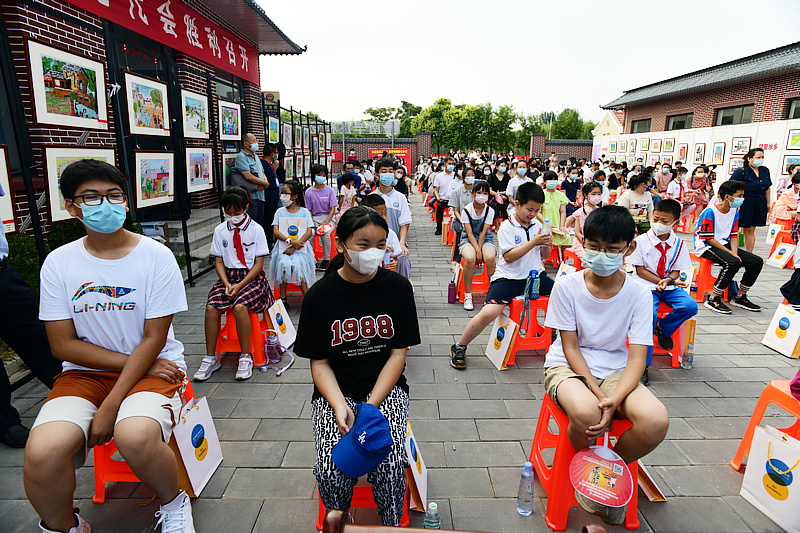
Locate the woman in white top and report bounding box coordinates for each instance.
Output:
[616,173,654,234]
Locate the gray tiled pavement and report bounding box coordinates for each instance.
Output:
[2,195,798,532]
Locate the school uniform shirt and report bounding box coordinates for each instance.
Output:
[304,185,338,217]
[694,203,739,255]
[209,215,269,270]
[628,230,692,291]
[294,269,420,401]
[384,228,402,267]
[377,188,412,235]
[666,179,683,200]
[39,236,188,373]
[544,271,653,379]
[506,176,533,204]
[493,216,544,281]
[434,171,456,201]
[601,184,611,203]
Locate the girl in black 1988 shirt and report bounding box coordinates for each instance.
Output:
[294,206,420,526]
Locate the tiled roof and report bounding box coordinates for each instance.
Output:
[603,41,800,109]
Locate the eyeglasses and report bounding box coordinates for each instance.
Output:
[72,193,126,206]
[583,244,629,259]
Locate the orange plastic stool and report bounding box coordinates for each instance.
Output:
[457,259,491,303]
[690,252,731,303]
[93,381,195,503]
[507,295,552,366]
[730,380,800,471]
[530,394,640,531]
[653,302,686,367]
[313,228,338,262]
[677,213,695,234]
[769,229,795,258]
[563,249,583,270]
[775,217,795,230]
[315,483,410,531]
[442,217,451,245]
[215,308,268,367]
[275,281,303,295]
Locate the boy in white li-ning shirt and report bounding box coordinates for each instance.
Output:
[543,205,669,526]
[24,160,195,533]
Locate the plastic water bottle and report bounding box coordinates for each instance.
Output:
[424,501,441,529]
[681,344,694,370]
[517,461,534,516]
[542,217,551,235]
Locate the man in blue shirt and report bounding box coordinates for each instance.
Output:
[235,132,270,223]
[0,189,61,448]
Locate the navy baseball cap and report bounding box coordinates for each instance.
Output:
[332,403,393,478]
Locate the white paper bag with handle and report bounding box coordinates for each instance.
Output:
[767,243,796,269]
[740,425,800,533]
[555,262,576,279]
[484,313,519,370]
[267,298,296,347]
[172,397,223,496]
[761,304,800,359]
[765,223,783,245]
[404,422,428,512]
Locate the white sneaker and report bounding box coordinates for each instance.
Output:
[464,294,474,311]
[192,357,220,381]
[154,491,195,533]
[39,510,91,532]
[235,354,253,381]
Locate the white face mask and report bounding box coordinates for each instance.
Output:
[651,221,674,236]
[345,246,385,275]
[224,213,246,225]
[280,194,292,206]
[464,176,475,185]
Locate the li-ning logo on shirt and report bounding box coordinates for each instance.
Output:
[71,282,137,314]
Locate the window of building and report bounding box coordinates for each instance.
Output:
[667,113,693,130]
[715,104,753,126]
[631,119,651,133]
[788,98,800,120]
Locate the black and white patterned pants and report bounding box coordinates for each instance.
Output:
[311,386,409,526]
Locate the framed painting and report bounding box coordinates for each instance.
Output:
[302,126,310,149]
[648,155,660,167]
[0,146,16,233]
[45,146,116,223]
[783,155,800,175]
[663,138,674,152]
[284,154,294,180]
[626,155,635,166]
[312,134,320,162]
[218,100,241,141]
[640,138,650,151]
[124,72,169,137]
[27,39,108,130]
[135,151,174,208]
[693,143,705,164]
[609,141,617,153]
[296,153,304,178]
[282,122,292,146]
[304,152,311,177]
[639,153,647,165]
[729,158,744,175]
[186,148,213,193]
[661,155,673,166]
[294,125,302,149]
[712,142,726,165]
[651,139,662,153]
[325,132,332,150]
[677,143,688,162]
[788,129,800,150]
[618,140,627,153]
[180,89,208,139]
[629,140,636,153]
[268,116,280,144]
[222,153,238,187]
[731,137,751,156]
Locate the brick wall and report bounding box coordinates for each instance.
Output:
[528,134,592,160]
[330,138,421,174]
[622,70,800,133]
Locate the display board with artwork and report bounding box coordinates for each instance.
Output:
[135,152,174,208]
[222,153,238,188]
[124,72,170,137]
[27,40,108,130]
[283,123,292,146]
[45,147,116,222]
[268,116,280,144]
[0,147,16,233]
[731,137,751,155]
[181,89,209,139]
[712,142,726,165]
[219,100,241,141]
[186,148,213,193]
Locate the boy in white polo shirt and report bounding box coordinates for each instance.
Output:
[450,183,552,370]
[543,205,669,526]
[24,160,194,533]
[627,199,698,384]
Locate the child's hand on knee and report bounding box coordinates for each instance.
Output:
[587,397,617,438]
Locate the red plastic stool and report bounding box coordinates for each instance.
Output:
[442,216,451,246]
[529,394,640,531]
[563,249,583,270]
[689,252,731,303]
[507,295,552,366]
[275,281,304,295]
[730,380,800,471]
[775,217,795,230]
[215,308,268,367]
[314,228,338,262]
[654,301,686,368]
[457,259,491,303]
[315,483,410,531]
[93,381,195,503]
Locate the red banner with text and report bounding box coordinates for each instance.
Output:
[67,0,259,84]
[368,148,411,167]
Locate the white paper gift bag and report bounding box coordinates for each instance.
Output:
[761,304,800,359]
[765,223,783,245]
[171,397,223,496]
[267,298,297,347]
[484,313,519,370]
[767,243,795,269]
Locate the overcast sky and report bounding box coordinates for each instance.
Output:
[256,0,800,124]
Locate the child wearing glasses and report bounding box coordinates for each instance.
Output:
[25,160,195,533]
[543,205,669,526]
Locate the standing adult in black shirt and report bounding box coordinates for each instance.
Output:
[295,206,420,527]
[260,143,280,248]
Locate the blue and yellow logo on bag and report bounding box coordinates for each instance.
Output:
[770,227,778,239]
[776,247,788,260]
[275,311,287,334]
[191,424,209,461]
[679,272,688,283]
[494,326,505,350]
[763,457,793,501]
[776,317,791,339]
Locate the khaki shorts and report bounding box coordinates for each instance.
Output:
[31,370,184,467]
[544,365,624,408]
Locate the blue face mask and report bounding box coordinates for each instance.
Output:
[583,248,627,277]
[731,197,745,208]
[78,201,127,234]
[315,176,326,185]
[546,180,558,189]
[379,173,394,186]
[446,165,455,172]
[517,168,528,176]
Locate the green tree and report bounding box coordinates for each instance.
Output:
[550,108,584,140]
[364,106,396,122]
[395,101,422,138]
